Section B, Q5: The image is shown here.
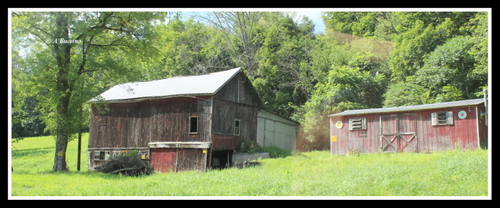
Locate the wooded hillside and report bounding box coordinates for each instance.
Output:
[12,11,489,153]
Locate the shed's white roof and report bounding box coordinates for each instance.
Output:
[89,68,241,103]
[329,98,485,117]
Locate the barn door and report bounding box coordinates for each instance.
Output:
[380,115,398,152]
[150,148,177,172]
[380,114,418,153]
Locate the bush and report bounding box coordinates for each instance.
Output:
[236,138,292,158]
[235,138,261,154]
[260,146,291,158]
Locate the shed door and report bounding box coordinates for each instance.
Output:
[380,114,418,153]
[150,148,176,172]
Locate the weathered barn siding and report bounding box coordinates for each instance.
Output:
[417,106,486,151]
[211,72,259,147]
[329,100,487,155]
[88,69,265,172]
[89,97,212,149]
[150,148,206,172]
[329,114,379,155]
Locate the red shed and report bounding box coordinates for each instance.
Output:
[328,98,488,155]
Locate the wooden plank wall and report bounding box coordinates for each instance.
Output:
[212,98,257,141]
[330,105,485,155]
[89,97,212,149]
[212,72,259,143]
[89,72,260,151]
[150,148,206,172]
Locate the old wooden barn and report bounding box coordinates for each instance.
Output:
[87,68,297,172]
[328,98,488,155]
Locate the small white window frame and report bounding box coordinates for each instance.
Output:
[234,119,241,136]
[431,111,453,126]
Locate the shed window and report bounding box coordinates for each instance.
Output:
[189,117,199,134]
[431,111,453,126]
[348,118,366,130]
[234,119,240,136]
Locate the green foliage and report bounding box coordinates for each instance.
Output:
[259,146,292,158]
[384,33,487,106]
[144,19,236,79]
[294,32,389,148]
[252,12,316,117]
[235,138,261,154]
[383,78,428,107]
[12,11,168,171]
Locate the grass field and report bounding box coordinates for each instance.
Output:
[10,134,490,198]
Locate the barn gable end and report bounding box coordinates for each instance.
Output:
[87,68,279,172]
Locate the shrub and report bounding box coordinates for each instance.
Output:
[235,138,261,154]
[260,146,292,158]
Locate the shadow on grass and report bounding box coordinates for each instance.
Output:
[12,147,53,159]
[29,169,155,180]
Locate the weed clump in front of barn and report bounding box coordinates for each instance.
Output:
[94,155,153,176]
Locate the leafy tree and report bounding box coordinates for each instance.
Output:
[323,12,400,41]
[296,61,386,149]
[389,17,454,80]
[196,11,262,76]
[385,35,486,106]
[384,12,488,106]
[252,12,316,117]
[12,11,167,171]
[382,78,429,107]
[461,12,488,92]
[145,19,236,79]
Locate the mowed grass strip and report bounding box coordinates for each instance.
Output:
[10,134,489,197]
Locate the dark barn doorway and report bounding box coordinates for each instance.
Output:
[211,150,232,169]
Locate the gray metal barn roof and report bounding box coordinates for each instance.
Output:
[329,98,485,117]
[89,68,241,103]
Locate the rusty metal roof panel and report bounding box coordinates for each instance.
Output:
[89,68,241,103]
[329,98,485,117]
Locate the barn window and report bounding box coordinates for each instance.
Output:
[348,118,366,130]
[94,150,110,160]
[431,111,453,126]
[234,119,240,136]
[189,117,199,134]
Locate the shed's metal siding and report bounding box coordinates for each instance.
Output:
[257,110,298,151]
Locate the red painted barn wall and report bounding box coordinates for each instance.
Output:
[150,148,206,172]
[330,114,380,155]
[417,106,481,152]
[330,104,485,155]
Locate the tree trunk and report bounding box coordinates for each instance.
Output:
[52,12,72,172]
[53,128,68,171]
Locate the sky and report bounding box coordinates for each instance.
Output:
[296,11,325,33]
[180,10,326,34]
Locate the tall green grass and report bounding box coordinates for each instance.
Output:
[10,134,489,198]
